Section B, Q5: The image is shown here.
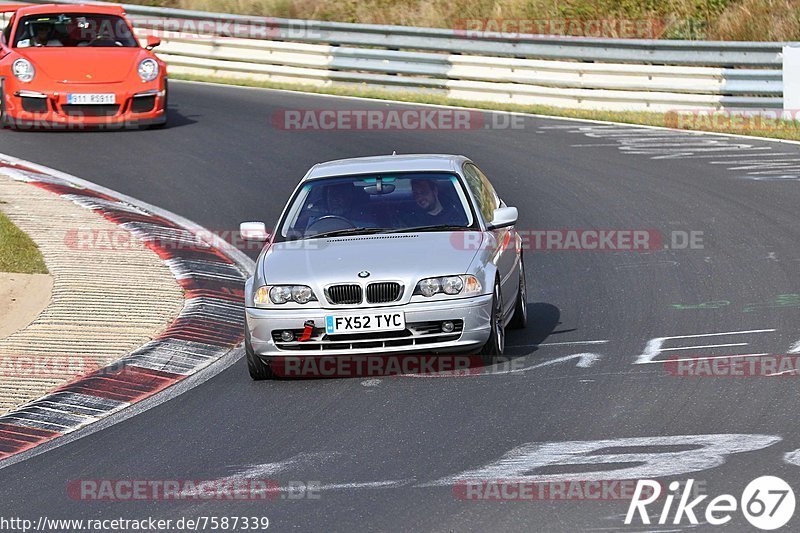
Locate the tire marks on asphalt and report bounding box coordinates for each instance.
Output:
[542,124,800,180]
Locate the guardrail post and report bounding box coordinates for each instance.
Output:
[783,45,800,113]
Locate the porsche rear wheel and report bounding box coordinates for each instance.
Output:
[479,279,505,365]
[245,327,274,380]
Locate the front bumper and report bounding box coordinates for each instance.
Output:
[246,294,493,358]
[1,78,167,129]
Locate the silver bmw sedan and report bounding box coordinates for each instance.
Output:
[240,154,527,379]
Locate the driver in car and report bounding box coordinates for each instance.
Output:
[409,179,465,226]
[305,183,377,233]
[77,25,118,46]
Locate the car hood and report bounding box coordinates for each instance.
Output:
[260,231,484,300]
[17,48,144,83]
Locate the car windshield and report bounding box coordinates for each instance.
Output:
[279,172,475,239]
[14,13,138,48]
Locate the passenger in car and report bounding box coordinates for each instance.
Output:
[25,23,63,47]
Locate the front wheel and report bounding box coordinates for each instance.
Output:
[245,327,274,380]
[0,79,11,130]
[146,81,169,130]
[479,279,505,365]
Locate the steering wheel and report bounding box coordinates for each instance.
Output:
[305,215,355,235]
[88,35,123,47]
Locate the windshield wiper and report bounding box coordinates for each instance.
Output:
[386,225,469,233]
[308,227,389,239]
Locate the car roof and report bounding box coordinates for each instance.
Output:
[14,4,126,17]
[304,154,469,181]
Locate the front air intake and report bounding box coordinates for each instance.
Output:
[366,282,403,303]
[326,284,363,305]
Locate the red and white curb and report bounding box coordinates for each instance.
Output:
[0,154,253,462]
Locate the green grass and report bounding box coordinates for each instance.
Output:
[173,72,800,142]
[116,0,800,41]
[0,210,48,274]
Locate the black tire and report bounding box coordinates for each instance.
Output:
[245,327,274,380]
[508,254,528,330]
[479,279,505,365]
[146,81,168,130]
[0,78,11,130]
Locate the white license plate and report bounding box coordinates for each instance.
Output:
[67,93,116,105]
[325,312,405,334]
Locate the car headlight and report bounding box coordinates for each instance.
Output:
[254,285,317,306]
[442,276,464,295]
[269,286,292,305]
[417,278,441,297]
[291,285,313,304]
[414,275,481,297]
[12,59,35,82]
[138,58,159,82]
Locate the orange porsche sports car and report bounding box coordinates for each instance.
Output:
[0,3,167,129]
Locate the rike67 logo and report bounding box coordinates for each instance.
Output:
[626,476,795,530]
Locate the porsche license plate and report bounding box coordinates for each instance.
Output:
[325,312,405,334]
[67,93,116,105]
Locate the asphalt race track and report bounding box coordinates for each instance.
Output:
[3,81,800,531]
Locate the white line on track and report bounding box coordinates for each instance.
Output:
[658,343,749,352]
[765,369,800,376]
[570,143,634,147]
[497,353,601,374]
[180,453,337,498]
[784,450,800,466]
[506,340,609,348]
[635,329,776,364]
[659,329,775,340]
[636,353,770,364]
[301,480,413,492]
[401,352,601,378]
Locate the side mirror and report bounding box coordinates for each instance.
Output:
[145,36,161,50]
[487,206,518,230]
[240,222,270,241]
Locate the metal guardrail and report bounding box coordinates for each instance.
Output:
[3,0,793,111]
[18,0,789,67]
